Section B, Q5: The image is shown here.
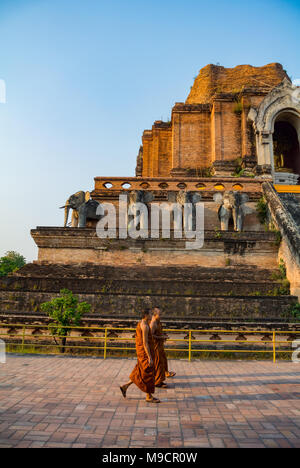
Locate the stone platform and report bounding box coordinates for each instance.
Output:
[1,355,300,448]
[31,228,277,267]
[0,263,297,320]
[1,183,299,322]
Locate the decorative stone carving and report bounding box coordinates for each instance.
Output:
[248,78,300,182]
[214,191,251,232]
[127,190,154,230]
[60,191,102,228]
[168,191,202,231]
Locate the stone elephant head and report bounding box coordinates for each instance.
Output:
[60,191,102,228]
[126,190,154,230]
[168,191,202,231]
[167,190,202,205]
[213,191,250,231]
[127,190,154,206]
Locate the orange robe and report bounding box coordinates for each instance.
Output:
[153,318,167,385]
[130,321,155,394]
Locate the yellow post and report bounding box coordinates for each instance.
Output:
[189,331,192,362]
[21,325,25,352]
[273,331,276,363]
[104,328,108,360]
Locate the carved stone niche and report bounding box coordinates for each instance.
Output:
[248,78,300,183]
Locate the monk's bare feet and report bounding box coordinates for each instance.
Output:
[120,385,127,398]
[146,396,160,403]
[166,371,176,378]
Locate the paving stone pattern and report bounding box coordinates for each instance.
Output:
[0,355,299,448]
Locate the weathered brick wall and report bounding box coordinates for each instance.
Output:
[172,106,211,169]
[211,100,242,163]
[241,96,256,158]
[0,290,295,319]
[142,123,172,177]
[30,228,277,268]
[0,263,297,319]
[34,246,277,268]
[0,266,287,296]
[143,97,253,174]
[139,63,288,176]
[186,63,288,104]
[154,124,172,177]
[142,131,153,177]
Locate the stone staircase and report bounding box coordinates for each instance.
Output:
[279,193,300,227]
[262,183,300,300]
[0,263,297,321]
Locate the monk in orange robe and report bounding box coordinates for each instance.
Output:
[150,308,167,388]
[151,307,176,381]
[120,309,160,403]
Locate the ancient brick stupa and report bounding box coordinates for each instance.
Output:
[1,63,300,324]
[136,62,292,179]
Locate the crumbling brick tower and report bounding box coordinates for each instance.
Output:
[139,63,289,178]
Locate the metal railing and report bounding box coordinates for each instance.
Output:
[0,323,299,362]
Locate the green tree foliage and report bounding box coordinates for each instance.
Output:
[41,289,91,353]
[290,303,300,322]
[0,251,26,277]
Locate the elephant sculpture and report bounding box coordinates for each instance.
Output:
[213,191,250,231]
[60,191,103,228]
[127,190,154,230]
[168,191,202,231]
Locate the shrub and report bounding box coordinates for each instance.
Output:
[256,197,268,225]
[41,289,91,353]
[290,303,300,322]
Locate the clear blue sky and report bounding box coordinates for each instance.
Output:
[0,0,299,261]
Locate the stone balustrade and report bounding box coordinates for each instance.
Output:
[92,176,264,197]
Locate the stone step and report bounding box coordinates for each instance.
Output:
[0,290,297,320]
[14,263,279,281]
[0,275,288,296]
[1,261,296,321]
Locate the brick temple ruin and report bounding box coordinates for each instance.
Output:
[1,63,300,326]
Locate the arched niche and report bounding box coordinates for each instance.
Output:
[248,78,300,184]
[272,111,300,179]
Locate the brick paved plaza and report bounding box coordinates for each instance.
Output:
[0,354,299,448]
